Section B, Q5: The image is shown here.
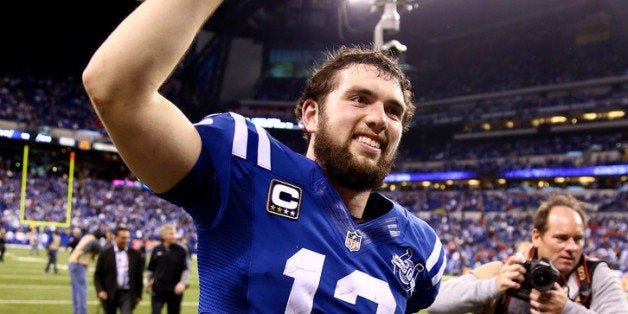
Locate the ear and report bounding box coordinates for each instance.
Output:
[301,99,319,134]
[531,228,542,247]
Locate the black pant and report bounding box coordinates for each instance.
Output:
[151,290,183,314]
[102,289,134,314]
[45,250,58,273]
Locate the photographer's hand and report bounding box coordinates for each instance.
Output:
[529,283,567,314]
[496,255,526,294]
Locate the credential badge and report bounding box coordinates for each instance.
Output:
[345,230,362,252]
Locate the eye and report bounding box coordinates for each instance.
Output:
[386,106,403,120]
[350,95,365,103]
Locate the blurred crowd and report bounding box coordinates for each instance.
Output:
[0,170,197,252]
[381,190,628,275]
[1,168,627,276]
[0,75,104,133]
[412,34,628,101]
[1,27,628,280]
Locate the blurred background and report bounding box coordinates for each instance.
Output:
[0,0,627,289]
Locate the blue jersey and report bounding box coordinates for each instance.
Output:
[160,112,446,314]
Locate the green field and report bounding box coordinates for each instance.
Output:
[0,246,431,313]
[4,247,620,313]
[0,246,431,314]
[0,246,200,314]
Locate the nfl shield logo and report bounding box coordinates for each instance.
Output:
[345,230,362,252]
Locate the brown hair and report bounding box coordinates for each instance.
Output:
[114,225,130,236]
[533,193,587,234]
[294,45,415,143]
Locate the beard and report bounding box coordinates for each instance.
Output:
[313,119,397,192]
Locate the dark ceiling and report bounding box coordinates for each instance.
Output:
[206,0,626,44]
[1,0,626,78]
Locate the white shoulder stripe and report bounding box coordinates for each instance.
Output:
[426,237,442,271]
[254,124,271,170]
[230,112,247,159]
[195,116,214,126]
[229,112,272,169]
[432,258,447,286]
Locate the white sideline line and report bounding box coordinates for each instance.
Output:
[0,300,198,306]
[0,274,71,281]
[0,284,69,290]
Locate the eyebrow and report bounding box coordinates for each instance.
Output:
[553,233,584,239]
[344,87,406,111]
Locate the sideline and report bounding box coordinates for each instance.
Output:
[0,299,198,306]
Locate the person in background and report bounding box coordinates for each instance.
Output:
[145,224,190,314]
[27,226,39,255]
[177,235,192,259]
[427,193,628,314]
[68,227,83,252]
[0,227,6,262]
[94,226,144,314]
[81,0,446,312]
[138,235,150,264]
[68,229,105,314]
[44,227,61,274]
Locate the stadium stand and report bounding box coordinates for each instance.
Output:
[1,68,627,277]
[0,1,627,287]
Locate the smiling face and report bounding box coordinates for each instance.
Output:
[532,205,585,276]
[305,64,406,191]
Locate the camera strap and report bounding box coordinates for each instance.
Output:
[574,255,601,308]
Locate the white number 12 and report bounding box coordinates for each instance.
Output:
[283,248,396,314]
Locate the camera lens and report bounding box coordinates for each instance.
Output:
[530,267,555,291]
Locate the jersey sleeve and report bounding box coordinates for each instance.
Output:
[405,215,447,312]
[157,112,285,230]
[157,112,237,229]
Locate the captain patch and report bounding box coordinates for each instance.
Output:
[266,179,302,219]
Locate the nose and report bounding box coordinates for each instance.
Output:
[565,238,579,252]
[366,103,387,133]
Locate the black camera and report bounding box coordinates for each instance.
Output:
[507,257,560,301]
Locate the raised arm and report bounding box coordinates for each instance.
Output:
[82,0,224,193]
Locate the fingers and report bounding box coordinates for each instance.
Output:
[174,283,185,295]
[496,256,527,294]
[528,285,566,314]
[529,293,551,313]
[529,290,548,313]
[98,291,108,300]
[505,254,526,265]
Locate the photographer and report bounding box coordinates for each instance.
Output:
[427,193,628,314]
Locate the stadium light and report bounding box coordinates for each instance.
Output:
[381,39,407,53]
[372,0,418,53]
[373,0,400,49]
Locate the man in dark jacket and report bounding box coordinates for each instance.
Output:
[94,226,144,314]
[145,224,190,314]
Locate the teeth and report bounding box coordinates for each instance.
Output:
[358,136,380,149]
